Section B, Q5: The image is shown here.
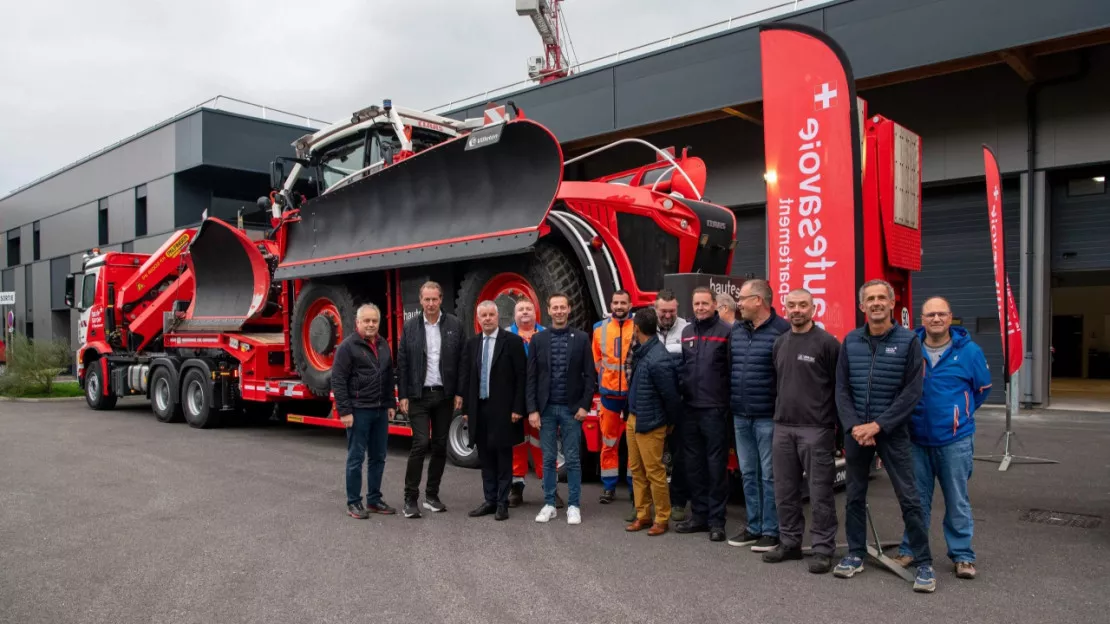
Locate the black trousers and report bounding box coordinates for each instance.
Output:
[477,403,513,506]
[844,425,933,566]
[404,387,453,500]
[682,407,730,528]
[667,416,689,507]
[772,425,838,555]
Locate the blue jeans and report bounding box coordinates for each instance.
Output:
[734,417,778,537]
[540,404,581,507]
[899,435,975,563]
[346,408,389,506]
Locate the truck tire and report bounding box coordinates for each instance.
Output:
[150,366,183,423]
[180,368,220,429]
[447,412,480,469]
[291,281,358,396]
[84,360,117,411]
[455,242,590,336]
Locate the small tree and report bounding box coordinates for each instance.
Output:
[0,332,72,396]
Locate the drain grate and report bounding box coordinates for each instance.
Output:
[1019,509,1102,529]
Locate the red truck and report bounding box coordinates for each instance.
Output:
[65,101,737,474]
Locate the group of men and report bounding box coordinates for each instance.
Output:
[332,276,992,595]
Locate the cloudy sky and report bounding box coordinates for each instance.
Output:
[0,0,819,195]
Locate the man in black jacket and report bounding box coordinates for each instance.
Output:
[624,308,682,536]
[396,281,465,519]
[527,292,595,525]
[676,286,733,541]
[727,278,790,552]
[459,301,528,521]
[331,303,397,519]
[834,279,935,594]
[762,289,841,573]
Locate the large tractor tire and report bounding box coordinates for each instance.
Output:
[455,242,590,336]
[291,281,360,397]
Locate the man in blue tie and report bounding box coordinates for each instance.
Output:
[460,300,529,520]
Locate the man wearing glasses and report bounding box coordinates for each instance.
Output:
[892,296,991,581]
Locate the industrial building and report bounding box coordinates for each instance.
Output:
[4,0,1110,408]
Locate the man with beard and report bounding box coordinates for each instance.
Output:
[592,290,635,504]
[675,286,733,541]
[760,289,841,573]
[655,289,690,523]
[833,279,935,594]
[893,296,990,580]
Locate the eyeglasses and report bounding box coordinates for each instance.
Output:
[923,312,951,319]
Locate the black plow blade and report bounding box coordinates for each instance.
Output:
[273,118,564,282]
[177,218,272,332]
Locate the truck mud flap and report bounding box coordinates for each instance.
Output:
[273,118,563,282]
[178,218,272,332]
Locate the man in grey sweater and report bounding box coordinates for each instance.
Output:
[761,288,842,574]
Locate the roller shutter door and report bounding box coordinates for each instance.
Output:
[1052,177,1110,272]
[730,206,767,278]
[914,180,1021,404]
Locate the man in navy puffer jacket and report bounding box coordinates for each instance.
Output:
[727,279,790,552]
[834,279,935,594]
[894,297,991,581]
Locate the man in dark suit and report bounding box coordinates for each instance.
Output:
[527,292,596,525]
[460,300,528,520]
[396,281,465,519]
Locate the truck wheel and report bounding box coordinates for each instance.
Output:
[447,412,480,469]
[84,360,117,411]
[150,367,183,423]
[180,368,220,429]
[456,242,589,335]
[291,281,358,396]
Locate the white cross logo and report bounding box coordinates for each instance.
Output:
[814,82,838,110]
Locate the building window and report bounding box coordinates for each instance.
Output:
[6,228,19,267]
[135,185,148,238]
[25,267,32,316]
[32,221,41,261]
[98,198,109,245]
[1067,176,1105,197]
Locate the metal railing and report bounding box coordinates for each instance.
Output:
[424,0,832,115]
[5,96,330,198]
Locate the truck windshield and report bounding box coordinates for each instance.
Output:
[81,273,96,310]
[317,136,368,191]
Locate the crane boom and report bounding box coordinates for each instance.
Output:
[516,0,569,83]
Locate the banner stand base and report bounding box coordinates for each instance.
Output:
[802,505,914,582]
[974,429,1058,472]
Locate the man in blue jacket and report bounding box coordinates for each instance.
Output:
[727,278,790,552]
[624,307,683,536]
[893,296,991,580]
[834,279,935,593]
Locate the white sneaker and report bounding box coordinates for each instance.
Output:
[567,506,581,525]
[535,505,557,523]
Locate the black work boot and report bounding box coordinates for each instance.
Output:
[508,482,524,508]
[347,503,369,519]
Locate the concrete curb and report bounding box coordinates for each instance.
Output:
[0,395,85,403]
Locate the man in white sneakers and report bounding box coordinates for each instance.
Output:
[527,293,597,525]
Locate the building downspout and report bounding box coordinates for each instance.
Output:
[1022,49,1089,406]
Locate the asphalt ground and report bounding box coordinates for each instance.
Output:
[1,399,1108,624]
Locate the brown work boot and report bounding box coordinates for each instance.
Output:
[648,522,668,536]
[625,518,652,532]
[893,554,913,568]
[955,562,977,579]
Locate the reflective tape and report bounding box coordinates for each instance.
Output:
[526,435,541,447]
[602,436,619,447]
[600,468,620,477]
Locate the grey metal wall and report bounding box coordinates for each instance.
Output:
[914,180,1023,404]
[730,206,767,278]
[1051,172,1110,273]
[445,0,1110,146]
[201,111,306,174]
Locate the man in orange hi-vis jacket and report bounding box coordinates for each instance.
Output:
[593,290,635,504]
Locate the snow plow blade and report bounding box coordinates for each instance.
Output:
[177,218,272,332]
[273,118,563,282]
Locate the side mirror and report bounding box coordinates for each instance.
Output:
[270,159,286,190]
[64,274,75,308]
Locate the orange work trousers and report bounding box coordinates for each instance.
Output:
[512,419,544,481]
[599,403,632,491]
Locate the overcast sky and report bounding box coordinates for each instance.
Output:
[0,0,819,196]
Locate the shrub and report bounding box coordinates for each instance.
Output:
[0,332,72,396]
